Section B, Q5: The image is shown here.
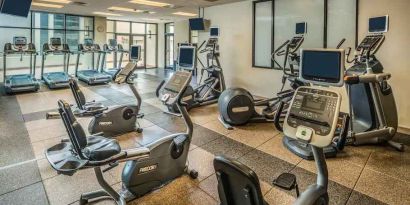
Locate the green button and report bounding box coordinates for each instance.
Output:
[301,130,306,136]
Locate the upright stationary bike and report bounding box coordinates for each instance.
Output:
[214,49,348,205]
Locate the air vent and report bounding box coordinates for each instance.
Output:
[72,1,88,6]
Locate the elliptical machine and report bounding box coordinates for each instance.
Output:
[279,16,403,160]
[156,34,226,114]
[213,49,348,205]
[218,23,307,129]
[45,70,198,205]
[343,15,403,151]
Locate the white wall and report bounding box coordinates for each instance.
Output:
[201,0,283,98]
[201,0,410,129]
[174,20,190,61]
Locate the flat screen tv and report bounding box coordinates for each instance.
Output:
[0,0,32,17]
[189,18,205,31]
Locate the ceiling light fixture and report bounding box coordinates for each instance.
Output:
[93,12,122,16]
[129,0,171,7]
[173,12,197,17]
[108,7,143,13]
[38,0,71,4]
[31,2,64,8]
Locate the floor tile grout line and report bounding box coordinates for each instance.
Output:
[0,180,43,198]
[344,150,373,205]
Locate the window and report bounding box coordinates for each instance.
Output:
[253,0,273,68]
[32,12,94,52]
[116,21,130,33]
[132,23,145,34]
[107,20,158,69]
[165,23,174,34]
[0,11,95,78]
[252,0,357,69]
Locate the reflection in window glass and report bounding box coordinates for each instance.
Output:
[66,31,93,52]
[328,0,356,49]
[32,29,65,52]
[132,23,145,34]
[147,24,157,34]
[254,1,272,68]
[32,12,65,29]
[166,23,174,34]
[0,13,32,27]
[116,21,130,33]
[66,16,93,31]
[274,0,324,68]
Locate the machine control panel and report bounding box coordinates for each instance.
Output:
[160,71,192,106]
[284,86,341,148]
[357,34,384,51]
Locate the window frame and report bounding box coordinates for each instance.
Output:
[252,0,358,69]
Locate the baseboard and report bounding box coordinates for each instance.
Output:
[398,126,410,135]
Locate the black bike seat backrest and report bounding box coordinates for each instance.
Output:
[58,100,88,151]
[69,79,86,108]
[214,156,266,205]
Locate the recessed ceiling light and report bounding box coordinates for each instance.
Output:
[93,12,122,16]
[108,7,143,13]
[38,0,71,4]
[173,12,197,17]
[129,0,171,7]
[32,2,64,8]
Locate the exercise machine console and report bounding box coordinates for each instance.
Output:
[3,36,40,94]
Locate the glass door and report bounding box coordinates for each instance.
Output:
[165,34,174,70]
[131,35,146,68]
[116,34,130,68]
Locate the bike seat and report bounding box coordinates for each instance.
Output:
[214,155,268,205]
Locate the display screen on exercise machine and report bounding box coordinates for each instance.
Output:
[300,49,344,87]
[109,39,117,47]
[210,27,220,37]
[296,22,307,35]
[14,37,27,47]
[369,15,388,33]
[50,38,62,47]
[164,72,190,93]
[178,46,196,71]
[84,38,93,47]
[130,45,141,61]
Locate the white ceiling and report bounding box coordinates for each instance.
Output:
[31,0,246,22]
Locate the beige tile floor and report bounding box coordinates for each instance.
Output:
[2,72,408,205]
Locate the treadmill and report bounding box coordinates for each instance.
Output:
[101,39,128,79]
[41,37,71,89]
[75,39,111,85]
[3,37,40,94]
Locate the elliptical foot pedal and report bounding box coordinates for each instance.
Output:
[273,173,300,197]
